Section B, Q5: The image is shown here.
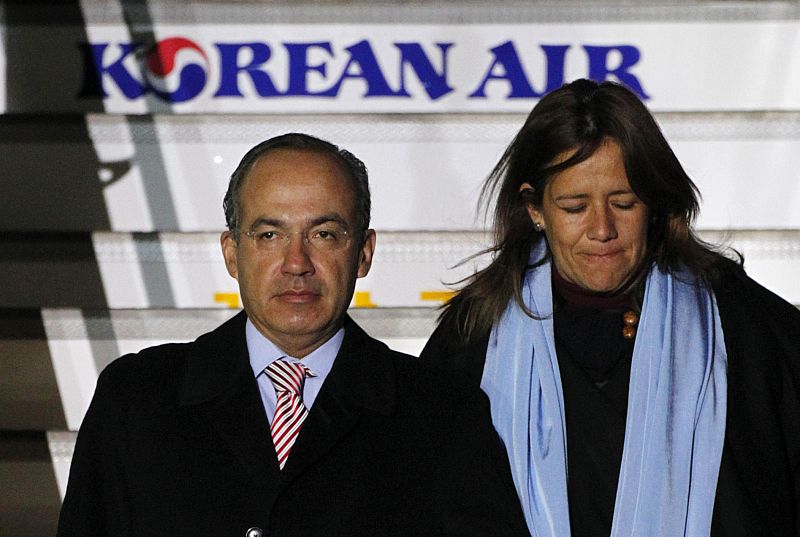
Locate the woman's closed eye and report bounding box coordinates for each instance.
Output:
[559,204,586,214]
[610,195,641,210]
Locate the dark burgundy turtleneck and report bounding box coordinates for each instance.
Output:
[551,267,637,386]
[551,264,636,311]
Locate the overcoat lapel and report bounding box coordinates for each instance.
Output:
[176,313,398,491]
[280,375,360,479]
[200,377,281,480]
[177,312,281,486]
[281,316,397,481]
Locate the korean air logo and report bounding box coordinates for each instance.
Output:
[80,36,650,104]
[80,36,210,103]
[145,37,209,103]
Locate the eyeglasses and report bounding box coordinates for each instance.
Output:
[243,223,354,253]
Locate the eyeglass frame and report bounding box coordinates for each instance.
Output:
[239,221,365,253]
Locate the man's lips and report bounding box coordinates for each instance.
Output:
[276,289,320,303]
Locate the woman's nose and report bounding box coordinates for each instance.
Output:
[588,207,618,241]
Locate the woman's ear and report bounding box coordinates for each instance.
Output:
[519,182,544,230]
[518,182,535,205]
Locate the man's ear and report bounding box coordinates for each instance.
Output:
[356,229,376,279]
[220,231,239,280]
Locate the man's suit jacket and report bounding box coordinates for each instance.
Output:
[57,312,529,537]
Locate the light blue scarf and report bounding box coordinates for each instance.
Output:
[481,247,727,537]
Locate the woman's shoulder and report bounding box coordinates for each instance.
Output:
[712,257,800,324]
[710,257,800,369]
[419,305,492,387]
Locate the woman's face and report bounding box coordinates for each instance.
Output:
[524,139,649,293]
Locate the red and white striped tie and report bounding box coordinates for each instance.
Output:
[265,359,313,470]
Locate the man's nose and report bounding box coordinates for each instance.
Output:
[281,234,314,275]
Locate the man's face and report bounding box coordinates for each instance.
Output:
[221,148,375,358]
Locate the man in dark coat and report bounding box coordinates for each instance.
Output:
[57,133,529,537]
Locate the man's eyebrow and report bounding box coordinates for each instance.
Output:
[249,214,349,229]
[249,217,284,229]
[309,213,348,227]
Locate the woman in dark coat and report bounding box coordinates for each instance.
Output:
[421,79,800,537]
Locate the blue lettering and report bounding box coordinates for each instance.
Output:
[79,42,146,99]
[584,45,650,99]
[214,43,280,97]
[540,45,569,94]
[469,41,535,98]
[470,42,570,99]
[394,42,454,100]
[323,40,399,97]
[284,42,334,96]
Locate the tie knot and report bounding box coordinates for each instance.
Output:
[265,359,311,395]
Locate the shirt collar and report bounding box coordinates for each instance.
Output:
[246,318,343,380]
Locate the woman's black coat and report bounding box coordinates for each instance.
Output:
[421,260,800,536]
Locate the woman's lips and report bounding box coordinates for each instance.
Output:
[582,250,623,261]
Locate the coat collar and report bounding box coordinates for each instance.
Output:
[280,315,397,478]
[176,311,399,483]
[178,311,397,416]
[321,314,397,417]
[178,310,251,406]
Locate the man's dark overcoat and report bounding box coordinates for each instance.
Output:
[58,313,530,537]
